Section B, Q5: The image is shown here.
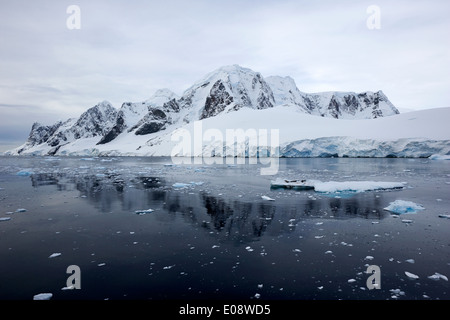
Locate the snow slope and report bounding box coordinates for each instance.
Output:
[7,105,449,158]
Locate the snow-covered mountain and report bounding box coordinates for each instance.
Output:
[9,64,446,159]
[97,88,179,145]
[16,101,118,155]
[266,75,398,119]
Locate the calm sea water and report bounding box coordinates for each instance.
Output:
[0,156,449,300]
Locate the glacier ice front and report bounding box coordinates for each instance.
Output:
[383,200,425,214]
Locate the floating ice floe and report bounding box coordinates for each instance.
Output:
[61,285,75,290]
[427,272,448,281]
[384,200,425,215]
[49,253,61,258]
[33,293,53,300]
[389,289,405,299]
[163,265,175,270]
[15,208,27,213]
[261,195,275,201]
[0,217,11,222]
[270,178,406,193]
[313,181,406,193]
[438,214,450,219]
[405,271,419,279]
[134,209,154,215]
[172,182,204,188]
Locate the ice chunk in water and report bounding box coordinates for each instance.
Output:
[16,169,34,176]
[313,180,406,193]
[172,182,204,188]
[427,272,448,281]
[172,183,190,188]
[384,200,424,214]
[0,217,11,222]
[261,195,275,201]
[33,293,53,300]
[404,271,419,279]
[49,253,61,258]
[135,209,154,215]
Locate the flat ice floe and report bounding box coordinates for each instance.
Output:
[134,209,154,215]
[313,180,406,193]
[271,179,406,193]
[33,293,53,300]
[172,182,204,188]
[384,200,425,214]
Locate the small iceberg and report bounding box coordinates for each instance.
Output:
[172,182,190,188]
[49,253,62,258]
[404,271,419,280]
[33,293,53,300]
[427,272,448,281]
[172,182,204,188]
[134,209,154,215]
[384,200,425,215]
[0,217,11,222]
[261,195,275,201]
[16,169,34,176]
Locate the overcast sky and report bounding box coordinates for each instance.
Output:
[0,0,449,151]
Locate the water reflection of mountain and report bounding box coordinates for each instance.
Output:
[28,173,389,241]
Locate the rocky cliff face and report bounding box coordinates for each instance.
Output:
[11,65,399,155]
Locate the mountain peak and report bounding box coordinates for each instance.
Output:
[146,88,179,104]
